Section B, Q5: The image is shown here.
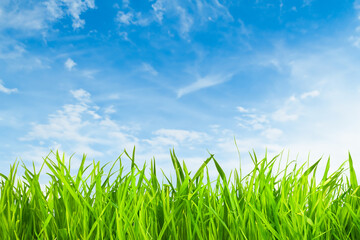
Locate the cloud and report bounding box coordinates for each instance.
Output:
[238,19,251,36]
[116,11,134,25]
[104,105,116,114]
[0,38,26,60]
[63,0,95,29]
[151,0,232,37]
[237,106,249,113]
[145,129,208,147]
[0,3,50,32]
[236,113,268,130]
[0,0,96,33]
[21,89,138,160]
[272,108,298,122]
[0,37,50,70]
[173,6,193,37]
[115,0,232,38]
[115,10,151,26]
[177,73,233,98]
[45,0,96,29]
[18,89,222,175]
[65,58,76,71]
[70,89,91,103]
[261,128,283,141]
[300,90,320,99]
[302,0,314,7]
[141,63,158,76]
[0,80,18,94]
[150,1,194,38]
[81,69,98,79]
[244,45,360,173]
[122,0,130,8]
[118,31,131,42]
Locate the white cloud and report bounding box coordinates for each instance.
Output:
[70,89,91,103]
[238,19,251,36]
[65,58,76,71]
[0,80,18,94]
[289,95,296,101]
[22,102,95,142]
[300,90,320,99]
[177,73,233,98]
[81,69,98,79]
[119,31,130,42]
[21,89,139,161]
[45,0,63,19]
[302,0,313,7]
[116,11,134,25]
[272,108,298,122]
[116,10,151,26]
[237,106,249,113]
[151,0,165,22]
[145,129,208,147]
[115,0,232,38]
[261,128,283,141]
[349,8,360,47]
[104,105,116,114]
[0,3,50,32]
[236,113,268,130]
[54,0,96,29]
[122,0,130,8]
[249,46,360,174]
[0,0,95,33]
[355,0,360,9]
[174,6,193,37]
[0,38,26,60]
[0,37,50,70]
[141,63,158,76]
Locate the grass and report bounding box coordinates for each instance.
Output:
[0,148,360,239]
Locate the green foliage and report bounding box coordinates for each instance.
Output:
[0,149,360,239]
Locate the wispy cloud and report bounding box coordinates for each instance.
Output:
[61,0,95,29]
[141,63,158,76]
[116,11,133,25]
[145,129,208,147]
[20,89,138,159]
[300,90,320,99]
[0,0,95,33]
[177,73,233,98]
[64,58,99,78]
[104,105,116,114]
[236,113,268,130]
[0,80,18,94]
[115,0,232,38]
[0,37,50,70]
[81,69,99,79]
[232,45,360,173]
[261,128,283,141]
[152,0,232,37]
[271,96,301,123]
[116,11,150,26]
[172,5,193,37]
[236,106,249,113]
[0,3,50,32]
[70,89,91,103]
[0,38,26,60]
[272,108,298,122]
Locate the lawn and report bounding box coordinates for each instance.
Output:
[0,148,359,239]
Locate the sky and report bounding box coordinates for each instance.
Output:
[1,0,360,178]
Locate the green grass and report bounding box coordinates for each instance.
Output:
[1,148,360,239]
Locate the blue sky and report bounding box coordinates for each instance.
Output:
[1,0,360,176]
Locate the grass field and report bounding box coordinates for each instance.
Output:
[0,148,359,239]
